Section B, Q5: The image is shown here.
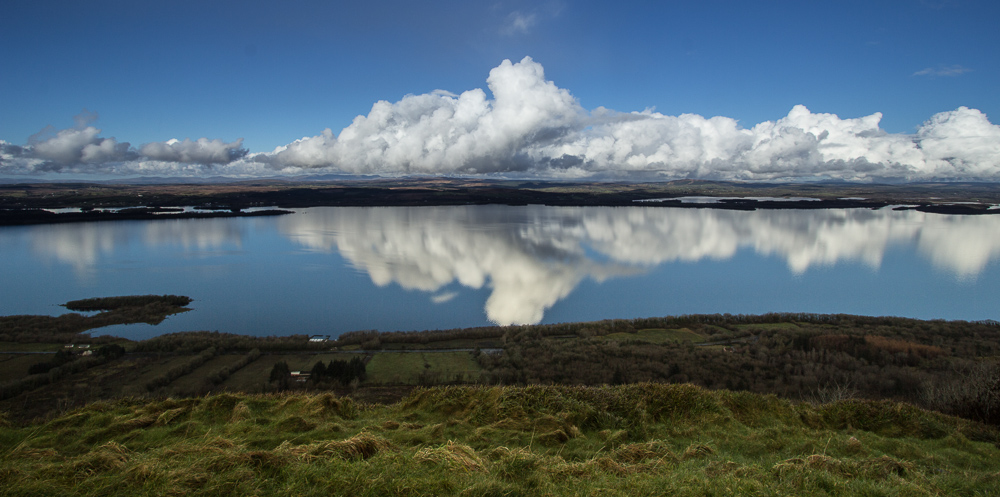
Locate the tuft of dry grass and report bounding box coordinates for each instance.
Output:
[73,441,130,476]
[414,441,486,472]
[229,401,252,422]
[282,433,396,461]
[682,443,714,460]
[610,440,676,464]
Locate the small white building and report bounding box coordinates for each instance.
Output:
[290,371,311,383]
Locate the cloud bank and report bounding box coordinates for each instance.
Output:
[2,110,247,174]
[139,138,248,164]
[262,57,1000,181]
[3,58,999,181]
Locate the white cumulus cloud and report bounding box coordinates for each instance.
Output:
[29,126,132,167]
[1,111,249,175]
[266,56,582,175]
[140,138,247,164]
[259,57,1000,182]
[4,58,999,181]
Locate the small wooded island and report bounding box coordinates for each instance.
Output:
[1,295,999,495]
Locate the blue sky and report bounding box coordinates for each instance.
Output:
[2,0,999,181]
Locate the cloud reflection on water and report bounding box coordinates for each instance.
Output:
[29,218,244,277]
[18,206,1000,326]
[278,206,1000,325]
[279,207,643,325]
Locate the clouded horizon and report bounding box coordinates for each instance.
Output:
[2,1,998,182]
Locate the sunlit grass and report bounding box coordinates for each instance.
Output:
[2,384,997,496]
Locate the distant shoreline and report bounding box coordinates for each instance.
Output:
[1,178,998,225]
[0,208,293,226]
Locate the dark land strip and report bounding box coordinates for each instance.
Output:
[2,179,999,225]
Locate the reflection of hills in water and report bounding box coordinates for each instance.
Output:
[278,206,1000,325]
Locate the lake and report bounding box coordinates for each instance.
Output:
[1,205,998,339]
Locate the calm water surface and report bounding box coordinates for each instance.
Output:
[2,206,998,338]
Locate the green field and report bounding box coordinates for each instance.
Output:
[0,354,52,382]
[166,354,253,396]
[217,355,275,392]
[131,356,197,386]
[366,351,481,384]
[0,342,63,352]
[379,338,503,350]
[604,328,705,344]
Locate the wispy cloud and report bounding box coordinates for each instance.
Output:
[913,64,972,77]
[431,291,458,304]
[501,10,537,35]
[499,2,563,36]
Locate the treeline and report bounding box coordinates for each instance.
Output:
[63,295,192,312]
[333,313,999,350]
[0,350,119,401]
[335,327,507,349]
[308,357,367,386]
[475,317,1000,425]
[268,358,367,388]
[27,344,125,375]
[131,331,330,354]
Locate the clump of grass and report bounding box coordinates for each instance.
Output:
[155,406,190,426]
[858,455,914,479]
[818,399,951,439]
[229,401,252,423]
[844,435,864,455]
[488,446,542,481]
[275,415,316,433]
[414,441,486,472]
[610,440,677,464]
[772,452,916,482]
[287,433,396,460]
[192,392,241,422]
[72,441,130,476]
[303,392,357,419]
[682,443,714,460]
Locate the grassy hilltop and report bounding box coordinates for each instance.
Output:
[2,384,999,496]
[3,296,1000,495]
